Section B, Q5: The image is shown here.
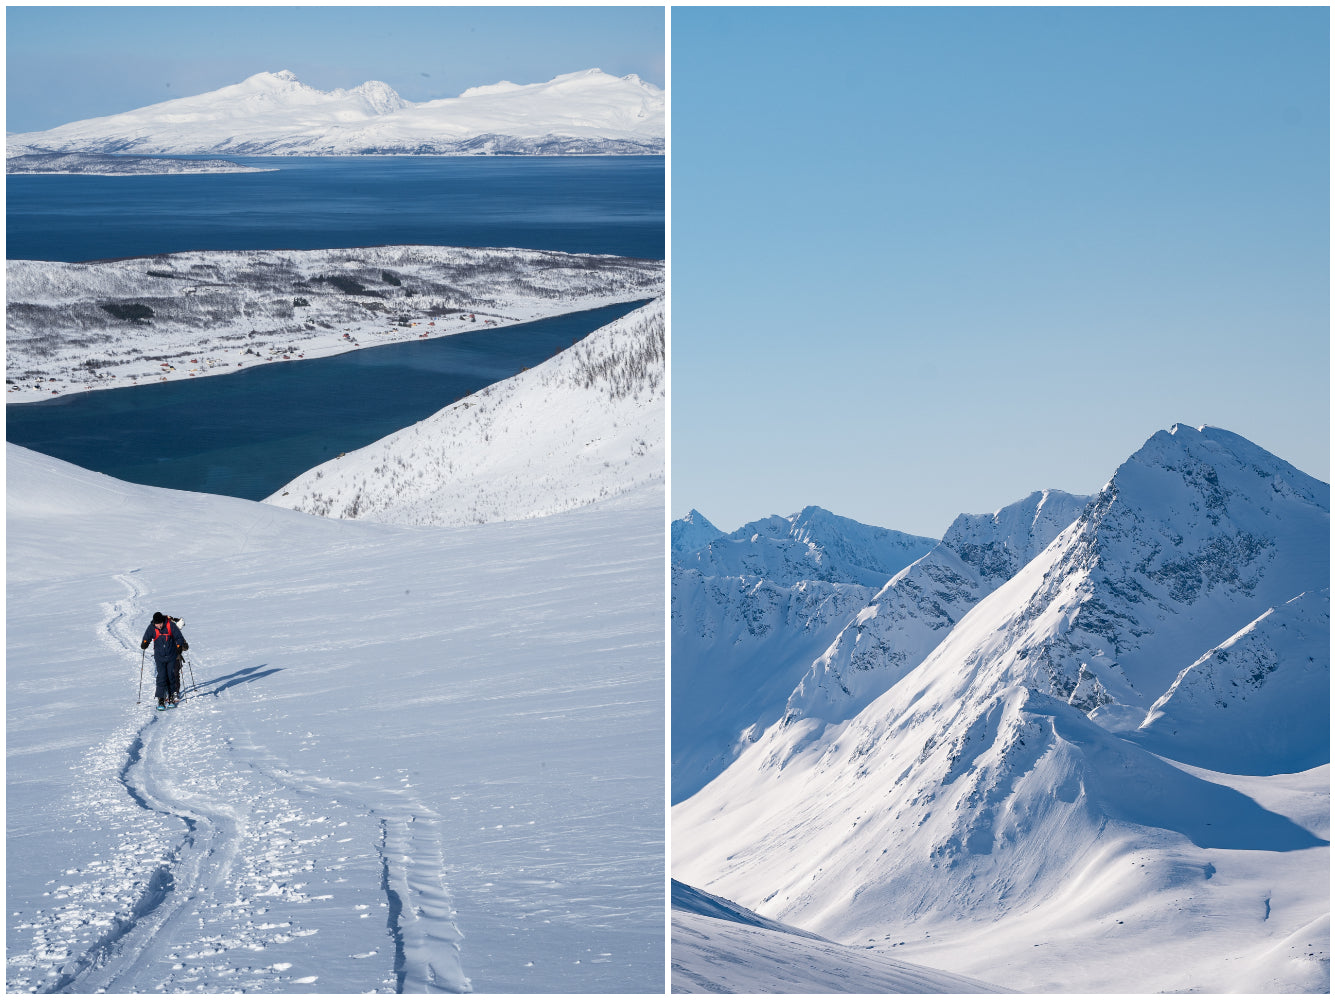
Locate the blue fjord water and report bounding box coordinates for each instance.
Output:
[7,301,647,501]
[6,156,664,498]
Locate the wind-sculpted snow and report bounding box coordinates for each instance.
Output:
[265,298,663,526]
[11,68,664,157]
[674,425,1329,993]
[8,446,664,993]
[6,246,662,401]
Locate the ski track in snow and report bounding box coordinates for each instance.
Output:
[8,572,470,994]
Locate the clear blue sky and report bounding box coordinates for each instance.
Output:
[6,6,664,133]
[672,6,1329,538]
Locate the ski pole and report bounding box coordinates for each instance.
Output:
[186,653,198,694]
[138,648,145,704]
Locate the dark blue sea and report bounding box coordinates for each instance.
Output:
[5,156,663,497]
[7,156,664,262]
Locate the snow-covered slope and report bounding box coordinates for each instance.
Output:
[265,298,663,526]
[671,508,936,803]
[785,489,1089,725]
[10,69,664,157]
[8,444,664,993]
[674,424,1329,993]
[7,246,662,401]
[671,880,1010,993]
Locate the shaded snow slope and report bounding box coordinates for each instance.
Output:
[264,298,662,526]
[1133,588,1329,774]
[674,425,1328,993]
[670,507,935,803]
[7,246,662,401]
[671,881,1010,994]
[11,69,664,157]
[8,445,664,992]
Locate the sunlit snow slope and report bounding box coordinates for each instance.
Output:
[265,298,662,526]
[7,445,664,993]
[674,425,1328,994]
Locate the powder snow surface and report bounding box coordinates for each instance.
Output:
[7,445,664,993]
[265,298,663,527]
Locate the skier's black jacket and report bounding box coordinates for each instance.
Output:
[141,618,189,666]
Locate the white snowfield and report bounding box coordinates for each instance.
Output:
[264,299,662,527]
[10,68,664,157]
[6,245,662,401]
[671,880,1011,994]
[7,444,665,993]
[674,424,1329,994]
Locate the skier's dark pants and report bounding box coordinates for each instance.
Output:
[154,655,182,701]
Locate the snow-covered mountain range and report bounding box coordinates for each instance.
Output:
[265,297,663,526]
[671,508,935,802]
[673,424,1329,992]
[9,69,664,157]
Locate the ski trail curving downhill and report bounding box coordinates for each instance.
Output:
[44,719,247,994]
[224,728,471,993]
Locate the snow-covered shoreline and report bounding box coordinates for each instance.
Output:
[6,245,663,402]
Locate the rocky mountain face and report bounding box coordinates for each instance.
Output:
[673,425,1329,992]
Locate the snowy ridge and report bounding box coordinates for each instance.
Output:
[10,69,664,157]
[674,425,1329,993]
[7,246,662,401]
[785,489,1090,725]
[8,445,664,992]
[678,505,937,589]
[265,297,663,526]
[671,508,726,559]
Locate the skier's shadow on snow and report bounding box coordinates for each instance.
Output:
[193,664,283,697]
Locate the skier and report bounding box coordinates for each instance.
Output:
[140,612,189,709]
